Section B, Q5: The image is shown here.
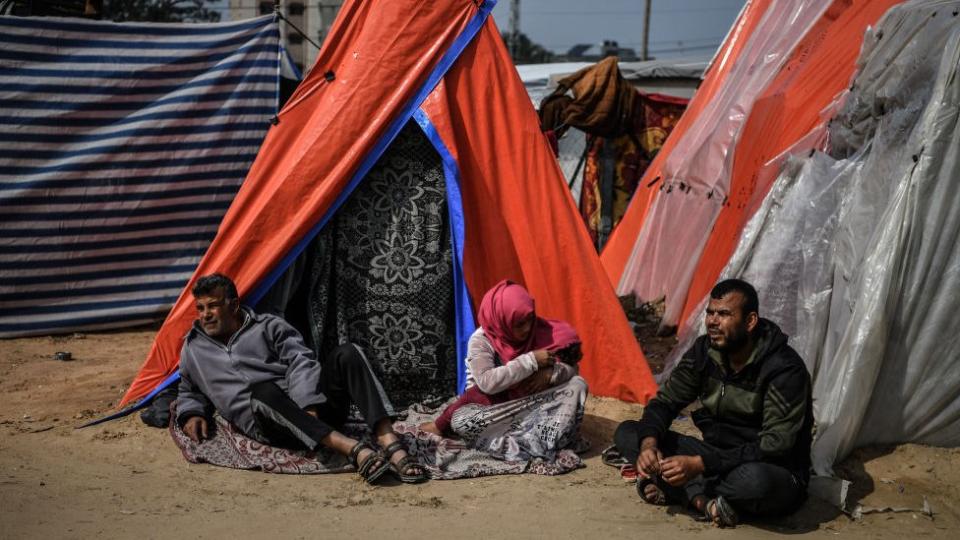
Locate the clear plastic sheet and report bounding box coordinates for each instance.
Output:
[617,0,833,326]
[662,150,861,382]
[665,0,960,475]
[815,1,960,472]
[556,128,588,204]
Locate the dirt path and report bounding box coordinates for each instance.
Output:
[1,330,957,539]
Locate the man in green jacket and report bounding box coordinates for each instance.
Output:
[615,279,812,527]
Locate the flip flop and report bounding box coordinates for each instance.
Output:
[601,445,630,467]
[636,475,668,505]
[619,464,639,483]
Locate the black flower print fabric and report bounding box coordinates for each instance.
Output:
[304,121,458,408]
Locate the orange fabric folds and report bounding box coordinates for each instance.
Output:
[420,22,657,403]
[599,0,773,285]
[600,0,902,332]
[677,0,902,327]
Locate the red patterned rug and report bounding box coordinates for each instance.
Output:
[169,408,585,478]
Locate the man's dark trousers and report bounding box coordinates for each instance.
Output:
[249,344,393,450]
[615,420,806,516]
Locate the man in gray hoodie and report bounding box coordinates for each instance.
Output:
[175,273,426,484]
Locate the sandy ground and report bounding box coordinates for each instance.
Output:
[2,330,959,539]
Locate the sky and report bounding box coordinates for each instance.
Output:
[215,1,748,63]
[489,0,747,60]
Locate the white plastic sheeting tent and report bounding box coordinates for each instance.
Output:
[668,0,960,475]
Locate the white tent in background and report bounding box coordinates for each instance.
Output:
[657,1,960,502]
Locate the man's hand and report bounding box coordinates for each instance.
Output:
[183,416,208,443]
[304,406,319,419]
[637,436,663,476]
[518,368,553,395]
[532,349,555,368]
[659,455,705,487]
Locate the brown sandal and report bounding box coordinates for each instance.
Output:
[349,442,389,484]
[383,441,428,484]
[636,476,668,505]
[704,496,739,527]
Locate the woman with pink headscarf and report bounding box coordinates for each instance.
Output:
[420,280,589,463]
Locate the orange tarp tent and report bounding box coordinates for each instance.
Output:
[120,0,657,409]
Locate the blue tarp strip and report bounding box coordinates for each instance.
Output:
[78,371,181,428]
[412,109,476,394]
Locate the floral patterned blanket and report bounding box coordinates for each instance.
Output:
[302,121,458,410]
[169,401,585,478]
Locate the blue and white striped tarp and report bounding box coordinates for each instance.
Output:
[0,15,281,338]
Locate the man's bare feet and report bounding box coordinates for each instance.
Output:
[641,482,667,505]
[691,495,737,527]
[691,494,708,514]
[703,496,738,527]
[636,472,667,505]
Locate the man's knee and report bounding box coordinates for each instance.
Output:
[724,463,772,496]
[717,462,804,517]
[613,420,643,451]
[250,380,287,403]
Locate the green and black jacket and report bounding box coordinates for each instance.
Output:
[636,319,813,482]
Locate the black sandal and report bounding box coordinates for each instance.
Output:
[601,445,630,467]
[349,442,389,485]
[705,496,739,527]
[636,476,668,505]
[383,440,428,484]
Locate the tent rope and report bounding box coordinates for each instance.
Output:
[274,4,322,52]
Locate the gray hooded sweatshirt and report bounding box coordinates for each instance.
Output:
[175,307,325,438]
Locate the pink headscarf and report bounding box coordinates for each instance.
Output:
[432,281,581,434]
[477,280,580,363]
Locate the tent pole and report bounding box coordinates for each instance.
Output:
[642,0,652,60]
